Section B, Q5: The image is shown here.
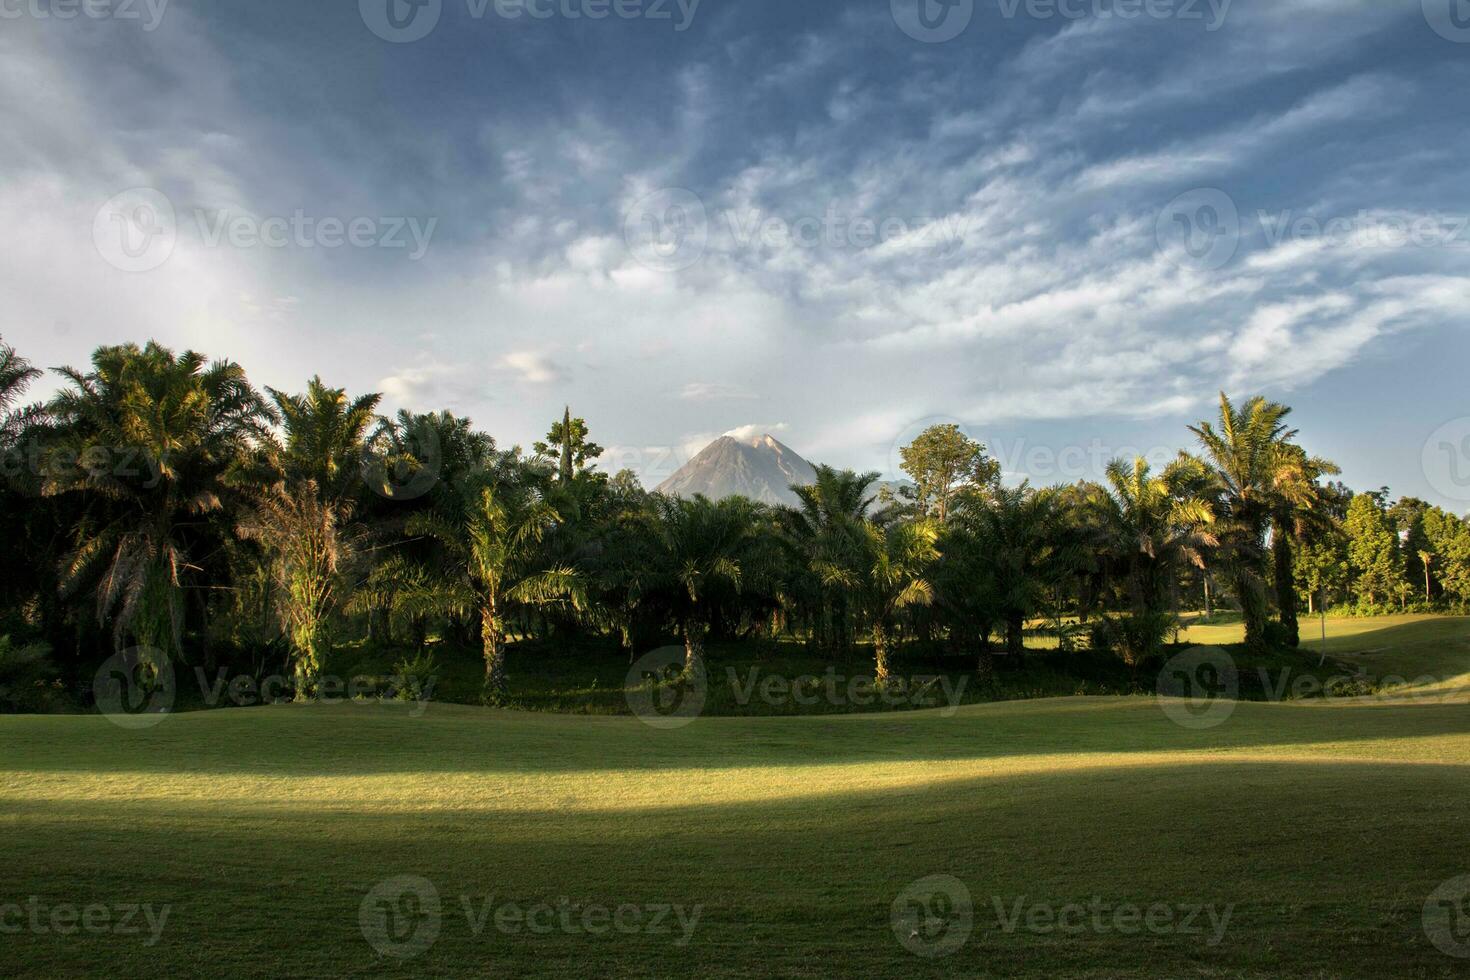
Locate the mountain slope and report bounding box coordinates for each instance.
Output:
[656,433,818,507]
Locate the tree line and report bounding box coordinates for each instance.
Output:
[1,338,1467,709]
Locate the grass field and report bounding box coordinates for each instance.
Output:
[4,616,1470,977]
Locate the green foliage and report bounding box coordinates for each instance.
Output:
[1345,493,1402,606]
[0,635,63,713]
[898,423,1000,522]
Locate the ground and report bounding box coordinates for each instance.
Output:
[3,616,1469,977]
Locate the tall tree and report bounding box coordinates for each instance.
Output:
[647,494,757,676]
[406,472,583,704]
[1345,493,1402,607]
[781,465,880,656]
[961,484,1074,657]
[45,343,273,660]
[1269,444,1341,647]
[534,409,603,482]
[899,424,1000,523]
[241,378,380,693]
[1189,394,1296,653]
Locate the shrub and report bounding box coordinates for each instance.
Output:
[0,636,66,713]
[391,650,439,702]
[1092,612,1177,671]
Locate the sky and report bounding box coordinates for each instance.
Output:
[2,0,1469,508]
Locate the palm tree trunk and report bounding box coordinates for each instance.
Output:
[1235,569,1267,654]
[482,603,507,705]
[873,623,891,684]
[1005,611,1024,658]
[1272,524,1299,648]
[682,618,707,677]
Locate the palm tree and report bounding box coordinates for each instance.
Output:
[1096,456,1216,616]
[1269,444,1341,647]
[1420,550,1433,602]
[406,473,584,704]
[647,494,757,677]
[240,378,380,694]
[45,342,273,659]
[781,466,881,656]
[816,519,938,684]
[1189,394,1296,653]
[962,484,1074,658]
[0,339,42,448]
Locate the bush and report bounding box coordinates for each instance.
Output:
[391,650,439,702]
[0,636,67,713]
[1091,612,1177,671]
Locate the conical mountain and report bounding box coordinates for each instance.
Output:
[656,433,818,507]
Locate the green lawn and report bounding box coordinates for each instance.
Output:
[4,616,1470,977]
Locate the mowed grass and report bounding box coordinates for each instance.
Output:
[4,616,1470,978]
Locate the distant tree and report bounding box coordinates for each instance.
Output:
[899,424,1000,523]
[1345,493,1401,607]
[534,408,603,482]
[781,466,881,656]
[1269,444,1341,646]
[835,520,939,684]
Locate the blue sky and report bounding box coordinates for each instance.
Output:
[3,0,1469,506]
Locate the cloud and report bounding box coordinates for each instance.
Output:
[496,351,564,385]
[680,382,758,401]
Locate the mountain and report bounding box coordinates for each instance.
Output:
[656,433,818,507]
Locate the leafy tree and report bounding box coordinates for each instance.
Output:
[1345,493,1401,607]
[899,424,1000,523]
[1095,456,1216,616]
[534,408,603,483]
